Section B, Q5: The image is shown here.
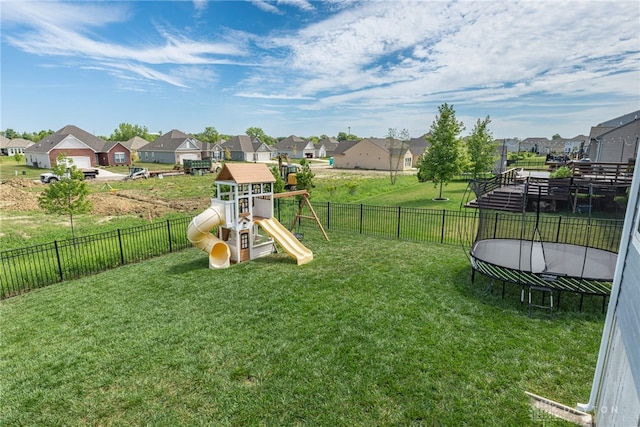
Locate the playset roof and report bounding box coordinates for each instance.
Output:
[215,163,276,184]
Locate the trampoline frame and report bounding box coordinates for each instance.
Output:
[464,177,616,314]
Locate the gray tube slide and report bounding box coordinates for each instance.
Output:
[187,201,231,269]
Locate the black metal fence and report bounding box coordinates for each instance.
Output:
[0,202,624,299]
[1,217,192,299]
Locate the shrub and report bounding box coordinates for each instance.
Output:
[550,166,572,179]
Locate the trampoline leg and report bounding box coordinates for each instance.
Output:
[471,269,476,283]
[521,286,525,304]
[556,291,561,310]
[501,282,506,299]
[579,294,584,312]
[484,279,494,295]
[602,296,607,314]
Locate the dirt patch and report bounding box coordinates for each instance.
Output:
[0,179,209,218]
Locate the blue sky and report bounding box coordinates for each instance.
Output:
[1,0,639,140]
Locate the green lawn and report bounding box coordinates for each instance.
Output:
[1,230,602,426]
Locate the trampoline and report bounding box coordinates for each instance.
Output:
[462,175,620,314]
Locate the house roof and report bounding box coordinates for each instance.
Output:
[215,163,275,184]
[121,136,151,151]
[223,135,256,153]
[408,136,430,156]
[25,124,105,154]
[100,141,130,152]
[597,110,640,128]
[0,135,10,149]
[139,129,202,152]
[7,138,34,149]
[275,135,311,151]
[333,139,360,155]
[367,138,411,156]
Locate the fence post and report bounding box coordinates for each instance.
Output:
[277,199,281,222]
[359,204,364,234]
[117,229,125,265]
[54,240,63,282]
[326,201,330,230]
[167,219,173,253]
[440,209,446,244]
[555,216,562,243]
[397,206,402,239]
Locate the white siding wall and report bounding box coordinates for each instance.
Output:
[594,159,640,426]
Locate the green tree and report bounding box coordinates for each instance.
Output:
[2,129,19,139]
[295,158,315,193]
[13,152,24,164]
[38,154,92,241]
[552,133,562,140]
[269,165,285,193]
[466,116,497,178]
[109,123,151,141]
[32,129,54,142]
[417,103,465,200]
[196,126,220,144]
[245,127,275,145]
[386,128,411,185]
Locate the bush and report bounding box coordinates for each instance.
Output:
[550,166,572,179]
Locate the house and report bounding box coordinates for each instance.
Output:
[203,141,226,161]
[587,110,640,163]
[0,135,10,155]
[137,129,203,165]
[121,136,151,161]
[318,137,339,157]
[24,125,131,168]
[221,135,272,162]
[332,138,413,171]
[275,135,316,159]
[518,137,549,154]
[408,136,430,166]
[95,141,132,167]
[577,150,639,426]
[6,138,34,156]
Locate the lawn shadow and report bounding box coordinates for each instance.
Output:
[450,262,607,321]
[168,257,210,275]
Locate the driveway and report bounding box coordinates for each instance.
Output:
[95,169,127,180]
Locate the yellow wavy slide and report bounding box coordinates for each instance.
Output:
[187,201,231,269]
[255,217,313,265]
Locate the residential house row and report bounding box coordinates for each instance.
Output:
[6,109,638,171]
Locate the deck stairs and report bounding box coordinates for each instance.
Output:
[465,185,525,212]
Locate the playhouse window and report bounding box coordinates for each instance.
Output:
[264,183,271,193]
[252,184,261,194]
[241,233,249,249]
[239,197,249,213]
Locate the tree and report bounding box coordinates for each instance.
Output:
[13,152,24,164]
[2,129,19,139]
[109,123,151,141]
[417,103,465,200]
[552,133,562,140]
[295,158,315,193]
[269,165,285,193]
[245,126,276,145]
[196,126,220,144]
[38,154,92,241]
[386,128,411,185]
[466,116,497,179]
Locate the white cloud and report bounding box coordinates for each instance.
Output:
[1,1,247,88]
[238,0,639,114]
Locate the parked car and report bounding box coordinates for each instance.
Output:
[40,168,98,183]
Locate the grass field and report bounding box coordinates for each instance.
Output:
[0,230,602,426]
